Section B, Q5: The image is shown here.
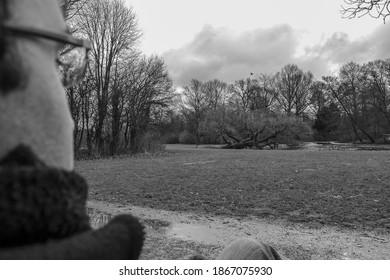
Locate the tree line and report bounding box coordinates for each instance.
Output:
[62,0,175,157]
[61,0,390,156]
[172,60,390,148]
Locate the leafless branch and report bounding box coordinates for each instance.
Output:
[341,0,390,23]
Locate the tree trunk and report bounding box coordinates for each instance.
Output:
[130,128,139,154]
[327,83,375,143]
[110,88,121,156]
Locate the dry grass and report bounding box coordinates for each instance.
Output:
[77,144,390,233]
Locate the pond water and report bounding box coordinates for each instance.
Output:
[87,207,229,244]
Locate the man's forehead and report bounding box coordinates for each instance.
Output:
[9,0,66,32]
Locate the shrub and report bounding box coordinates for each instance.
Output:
[139,131,165,154]
[164,133,180,144]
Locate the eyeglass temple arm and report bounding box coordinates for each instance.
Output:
[3,23,91,50]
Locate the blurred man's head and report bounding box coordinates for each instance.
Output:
[0,0,89,170]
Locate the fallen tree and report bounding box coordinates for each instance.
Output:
[221,126,287,149]
[200,108,312,149]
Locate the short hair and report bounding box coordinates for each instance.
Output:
[0,0,26,95]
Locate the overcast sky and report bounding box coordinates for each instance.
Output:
[125,0,390,87]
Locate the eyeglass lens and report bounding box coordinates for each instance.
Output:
[57,45,88,88]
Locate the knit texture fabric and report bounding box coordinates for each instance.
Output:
[0,145,90,247]
[0,145,144,259]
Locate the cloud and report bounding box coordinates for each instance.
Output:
[302,23,390,77]
[163,23,390,87]
[164,24,299,87]
[302,32,371,74]
[366,23,390,59]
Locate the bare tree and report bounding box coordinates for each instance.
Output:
[218,110,311,150]
[230,78,256,112]
[123,55,174,153]
[66,75,95,154]
[365,59,390,128]
[76,0,142,153]
[274,64,314,117]
[109,57,127,155]
[255,74,278,113]
[182,79,209,146]
[202,79,229,109]
[341,0,390,22]
[309,80,332,117]
[323,70,376,143]
[228,76,277,113]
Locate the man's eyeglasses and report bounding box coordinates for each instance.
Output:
[2,23,91,88]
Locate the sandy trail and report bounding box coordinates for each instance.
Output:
[87,199,390,260]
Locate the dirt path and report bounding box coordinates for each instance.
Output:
[87,200,390,260]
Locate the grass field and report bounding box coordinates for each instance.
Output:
[76,144,390,233]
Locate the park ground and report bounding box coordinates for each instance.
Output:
[76,144,390,259]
